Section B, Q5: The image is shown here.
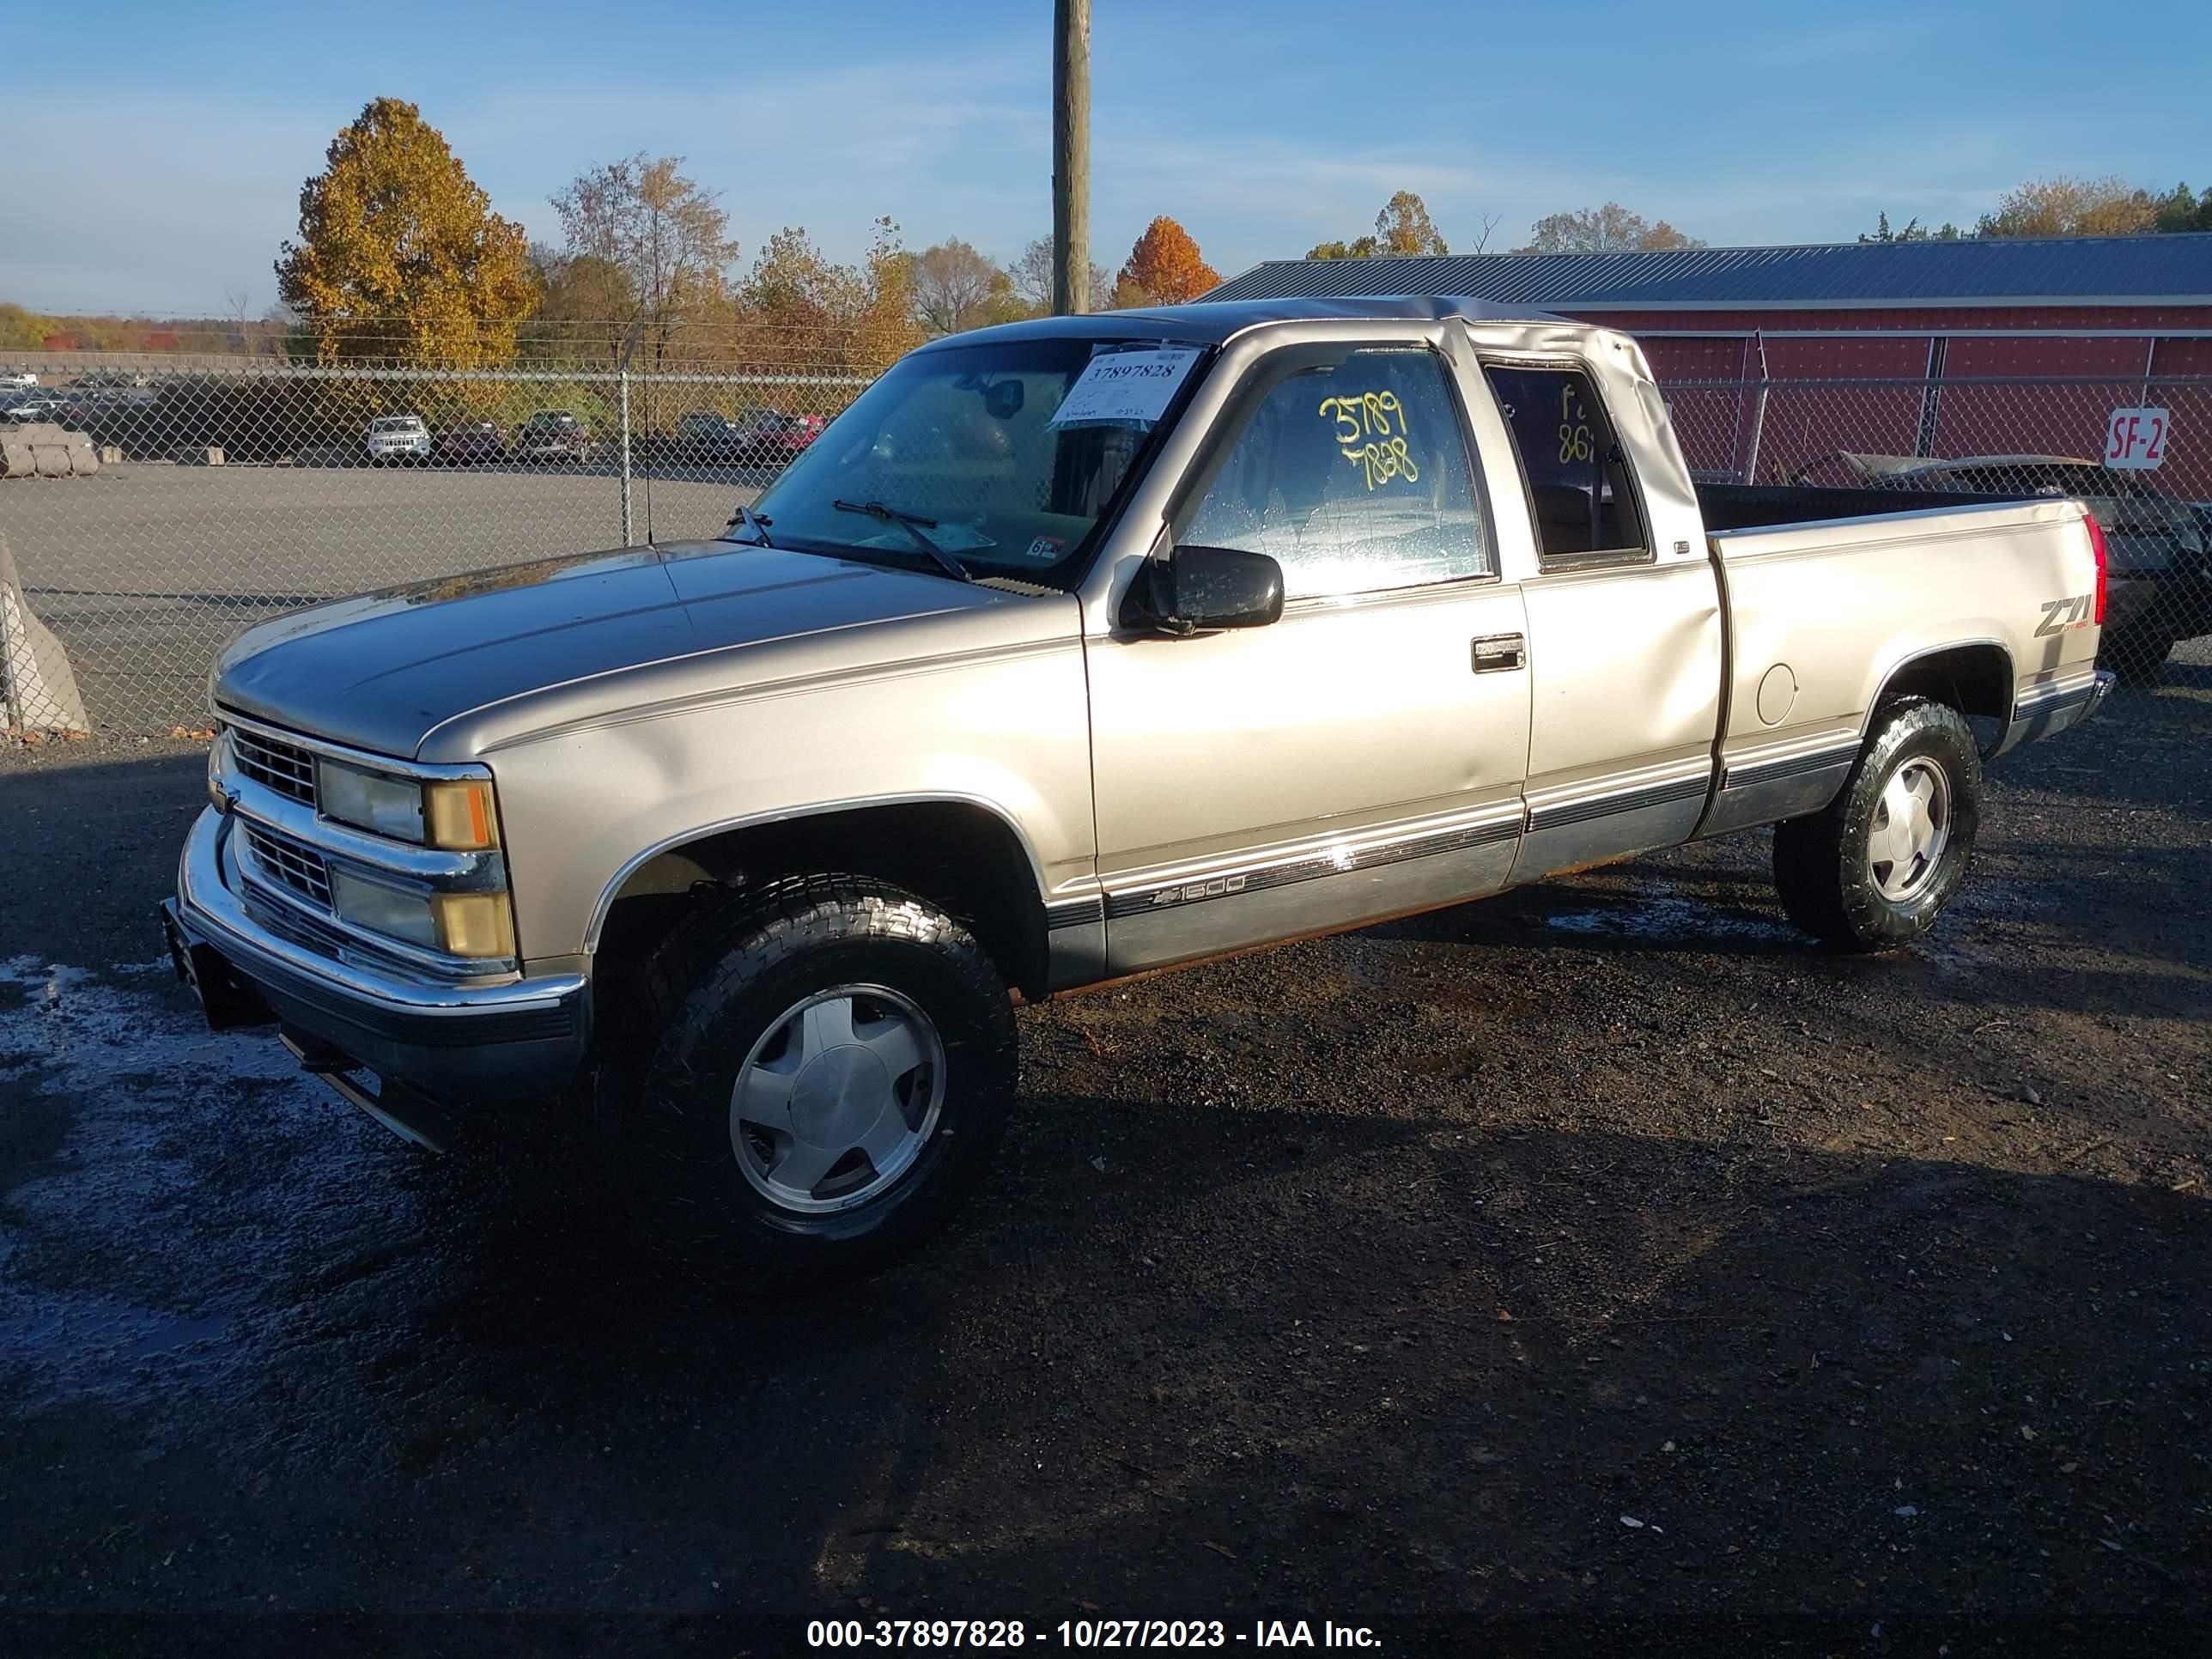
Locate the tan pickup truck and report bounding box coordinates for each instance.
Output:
[165,297,2112,1273]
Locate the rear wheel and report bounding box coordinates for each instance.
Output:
[604,874,1017,1279]
[1773,697,1982,951]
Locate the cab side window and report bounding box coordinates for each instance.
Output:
[1483,364,1649,564]
[1176,347,1492,600]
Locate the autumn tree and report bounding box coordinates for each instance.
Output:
[517,243,636,366]
[1512,204,1704,254]
[0,302,50,350]
[1307,190,1454,260]
[850,218,927,374]
[274,98,533,367]
[1373,191,1448,256]
[910,238,1007,335]
[1099,276,1152,311]
[1118,216,1221,304]
[1975,174,2158,238]
[1010,236,1110,312]
[551,154,740,371]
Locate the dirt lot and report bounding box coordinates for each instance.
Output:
[2,674,2208,1654]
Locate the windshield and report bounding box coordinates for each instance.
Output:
[745,336,1206,582]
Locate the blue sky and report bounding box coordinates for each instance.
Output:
[6,0,2209,314]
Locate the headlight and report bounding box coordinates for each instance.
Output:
[319,760,423,841]
[329,868,438,950]
[319,762,499,851]
[330,870,517,959]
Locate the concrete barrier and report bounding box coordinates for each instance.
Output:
[1,422,100,479]
[0,532,92,735]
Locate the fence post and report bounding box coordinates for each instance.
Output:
[1740,331,1771,485]
[618,368,634,546]
[1739,383,1771,484]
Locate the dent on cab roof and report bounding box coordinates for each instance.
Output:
[918,295,1570,354]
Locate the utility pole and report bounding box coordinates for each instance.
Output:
[1052,0,1091,315]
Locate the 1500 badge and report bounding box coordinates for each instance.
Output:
[2036,593,2096,637]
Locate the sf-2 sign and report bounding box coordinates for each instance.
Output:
[2105,406,2169,471]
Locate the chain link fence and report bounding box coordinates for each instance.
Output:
[1668,373,2212,678]
[1,357,869,736]
[5,362,2210,736]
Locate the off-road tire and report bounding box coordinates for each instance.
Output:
[598,873,1017,1279]
[1773,697,1982,952]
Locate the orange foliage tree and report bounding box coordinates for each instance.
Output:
[1117,217,1221,305]
[276,98,533,368]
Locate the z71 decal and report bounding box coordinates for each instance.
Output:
[2036,593,2096,637]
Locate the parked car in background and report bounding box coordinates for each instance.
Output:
[365,414,432,465]
[1792,453,2211,679]
[738,406,825,465]
[674,410,750,463]
[2,370,38,389]
[515,410,593,464]
[439,421,508,465]
[672,408,820,467]
[3,392,68,424]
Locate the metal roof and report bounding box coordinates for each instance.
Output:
[1205,234,2212,312]
[925,294,1563,350]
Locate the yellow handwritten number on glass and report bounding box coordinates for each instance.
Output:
[1557,383,1595,465]
[1319,390,1415,489]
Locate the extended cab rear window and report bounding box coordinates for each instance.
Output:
[1483,364,1649,566]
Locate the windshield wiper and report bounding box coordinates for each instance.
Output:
[726,503,775,547]
[831,499,972,583]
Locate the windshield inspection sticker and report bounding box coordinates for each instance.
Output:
[1048,346,1203,428]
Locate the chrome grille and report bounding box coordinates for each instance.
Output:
[241,823,333,909]
[229,726,318,806]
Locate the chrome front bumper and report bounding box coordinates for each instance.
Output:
[166,806,589,1102]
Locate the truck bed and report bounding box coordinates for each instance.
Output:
[1693,494,2103,834]
[1696,481,2003,533]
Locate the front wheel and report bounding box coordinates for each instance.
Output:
[608,874,1017,1279]
[1772,696,1983,952]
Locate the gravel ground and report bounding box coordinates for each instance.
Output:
[1,670,2208,1654]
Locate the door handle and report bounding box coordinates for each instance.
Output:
[1471,633,1526,673]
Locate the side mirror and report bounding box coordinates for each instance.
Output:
[1128,544,1285,634]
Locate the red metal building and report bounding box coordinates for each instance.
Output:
[1208,236,2212,496]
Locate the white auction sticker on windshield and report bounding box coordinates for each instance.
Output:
[1048,346,1202,428]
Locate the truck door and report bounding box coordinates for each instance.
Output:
[1086,341,1533,975]
[1478,361,1723,881]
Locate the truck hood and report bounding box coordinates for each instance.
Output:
[214,541,1038,758]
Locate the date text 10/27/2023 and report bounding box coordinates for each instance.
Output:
[805,1617,1384,1649]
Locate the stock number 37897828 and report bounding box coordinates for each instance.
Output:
[806,1619,1235,1648]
